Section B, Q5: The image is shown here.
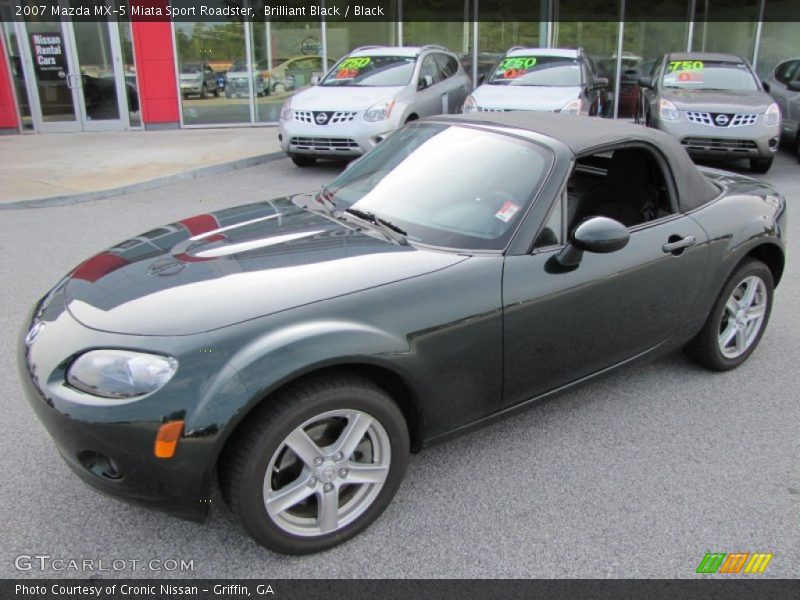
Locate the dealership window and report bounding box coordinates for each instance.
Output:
[175,19,249,125]
[477,0,544,84]
[252,21,328,123]
[118,21,141,128]
[1,19,33,130]
[690,0,759,61]
[403,22,474,87]
[755,21,800,80]
[553,21,620,117]
[620,20,690,118]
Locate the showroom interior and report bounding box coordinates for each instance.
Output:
[0,0,798,134]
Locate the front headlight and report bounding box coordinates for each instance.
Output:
[364,99,395,122]
[764,102,781,126]
[659,98,681,121]
[560,98,587,115]
[280,99,293,121]
[462,95,478,114]
[67,350,178,399]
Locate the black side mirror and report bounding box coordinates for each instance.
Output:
[593,77,609,90]
[762,81,771,93]
[638,76,653,89]
[555,216,630,267]
[787,80,800,92]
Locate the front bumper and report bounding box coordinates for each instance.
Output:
[17,292,248,521]
[653,114,780,160]
[180,82,203,95]
[278,113,397,158]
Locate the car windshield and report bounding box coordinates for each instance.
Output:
[488,55,582,86]
[662,60,758,91]
[182,64,202,74]
[318,124,552,250]
[321,56,416,87]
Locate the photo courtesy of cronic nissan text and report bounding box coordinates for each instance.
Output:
[0,0,797,598]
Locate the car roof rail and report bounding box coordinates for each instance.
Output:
[506,46,526,54]
[350,45,381,53]
[421,44,449,52]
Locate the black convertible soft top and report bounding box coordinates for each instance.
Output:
[444,112,721,212]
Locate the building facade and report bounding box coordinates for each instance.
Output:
[1,0,798,133]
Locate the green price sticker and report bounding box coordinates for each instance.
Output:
[339,57,371,70]
[668,60,704,73]
[497,56,537,72]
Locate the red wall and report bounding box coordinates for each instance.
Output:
[0,30,20,130]
[130,3,179,126]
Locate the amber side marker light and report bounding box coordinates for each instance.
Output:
[154,420,184,459]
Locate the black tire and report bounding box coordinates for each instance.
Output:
[201,83,207,99]
[213,85,219,98]
[220,374,409,555]
[684,259,774,371]
[291,155,317,167]
[750,157,773,173]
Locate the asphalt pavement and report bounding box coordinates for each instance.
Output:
[0,150,797,578]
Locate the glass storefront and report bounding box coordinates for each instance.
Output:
[175,18,249,125]
[118,21,141,127]
[251,21,329,123]
[1,18,33,130]
[403,22,473,82]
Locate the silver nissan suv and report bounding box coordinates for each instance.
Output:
[278,45,471,167]
[638,52,781,173]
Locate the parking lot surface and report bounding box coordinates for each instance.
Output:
[1,151,797,578]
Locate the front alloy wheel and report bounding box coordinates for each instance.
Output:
[265,409,391,537]
[221,375,408,554]
[717,275,768,359]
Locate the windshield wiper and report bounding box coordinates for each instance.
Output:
[344,207,408,245]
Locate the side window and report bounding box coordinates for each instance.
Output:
[774,61,791,84]
[419,55,439,87]
[435,54,459,79]
[565,147,674,233]
[533,193,564,250]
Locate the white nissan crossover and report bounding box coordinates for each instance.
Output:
[278,45,471,166]
[463,47,608,116]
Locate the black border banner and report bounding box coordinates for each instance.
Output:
[3,579,800,600]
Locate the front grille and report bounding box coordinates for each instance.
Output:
[685,111,759,127]
[228,79,248,91]
[289,137,360,152]
[294,110,358,125]
[681,137,758,153]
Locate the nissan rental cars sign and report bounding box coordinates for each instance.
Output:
[29,32,67,81]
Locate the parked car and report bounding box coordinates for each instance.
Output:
[278,45,471,166]
[179,62,219,99]
[463,47,608,116]
[20,113,786,555]
[268,55,335,93]
[764,57,800,162]
[638,52,780,173]
[225,61,270,98]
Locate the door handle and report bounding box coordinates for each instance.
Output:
[662,235,696,254]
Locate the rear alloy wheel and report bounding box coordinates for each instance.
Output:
[291,155,317,167]
[750,157,773,173]
[684,259,773,371]
[221,375,409,554]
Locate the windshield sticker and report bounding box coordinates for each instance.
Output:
[495,56,537,79]
[335,57,371,79]
[495,201,521,223]
[667,60,704,73]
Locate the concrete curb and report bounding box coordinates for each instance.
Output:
[0,150,286,210]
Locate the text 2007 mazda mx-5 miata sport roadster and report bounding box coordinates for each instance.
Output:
[20,113,786,554]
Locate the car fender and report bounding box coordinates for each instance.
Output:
[203,319,416,455]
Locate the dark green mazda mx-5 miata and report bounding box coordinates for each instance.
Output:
[20,113,786,554]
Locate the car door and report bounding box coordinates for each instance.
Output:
[772,60,800,134]
[501,155,710,409]
[415,53,446,116]
[436,53,469,112]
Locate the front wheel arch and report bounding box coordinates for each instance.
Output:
[215,363,424,482]
[746,243,784,287]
